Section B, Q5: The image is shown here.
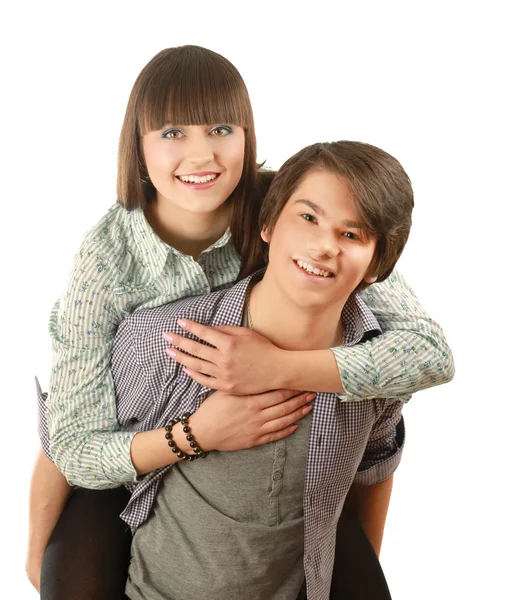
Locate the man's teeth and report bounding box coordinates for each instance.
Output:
[296,260,332,278]
[178,174,218,183]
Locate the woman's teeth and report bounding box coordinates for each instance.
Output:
[177,174,219,183]
[296,260,332,278]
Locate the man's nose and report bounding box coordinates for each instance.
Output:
[310,230,340,259]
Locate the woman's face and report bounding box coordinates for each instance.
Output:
[142,123,245,218]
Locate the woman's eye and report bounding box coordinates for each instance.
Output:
[210,125,233,137]
[301,214,316,223]
[162,129,185,140]
[343,231,358,240]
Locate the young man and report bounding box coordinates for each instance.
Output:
[99,140,413,599]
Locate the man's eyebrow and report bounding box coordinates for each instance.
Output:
[294,198,363,228]
[295,198,325,216]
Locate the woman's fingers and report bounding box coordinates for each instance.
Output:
[164,348,215,377]
[254,389,306,410]
[173,319,230,348]
[179,368,214,387]
[163,333,218,364]
[260,402,314,436]
[256,424,300,445]
[260,391,315,415]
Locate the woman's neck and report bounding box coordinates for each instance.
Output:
[145,200,230,260]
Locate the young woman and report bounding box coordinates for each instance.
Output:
[27,45,453,598]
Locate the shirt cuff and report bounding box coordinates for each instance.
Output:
[331,345,378,400]
[36,377,53,461]
[353,417,406,486]
[50,428,140,488]
[37,378,139,486]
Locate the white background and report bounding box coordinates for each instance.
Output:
[1,1,528,597]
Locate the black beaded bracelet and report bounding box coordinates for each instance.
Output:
[180,412,209,458]
[164,418,193,461]
[164,413,208,460]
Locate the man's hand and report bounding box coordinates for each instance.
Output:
[163,319,286,394]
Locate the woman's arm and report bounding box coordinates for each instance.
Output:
[330,270,454,398]
[129,388,315,474]
[46,234,137,488]
[26,450,72,592]
[163,271,454,398]
[42,370,314,484]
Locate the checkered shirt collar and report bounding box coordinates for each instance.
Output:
[207,270,381,345]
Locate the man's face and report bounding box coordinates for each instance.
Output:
[262,168,377,311]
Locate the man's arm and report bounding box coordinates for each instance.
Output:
[26,449,72,592]
[344,476,394,557]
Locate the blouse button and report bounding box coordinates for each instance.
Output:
[273,472,282,481]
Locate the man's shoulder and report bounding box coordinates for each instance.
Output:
[120,287,236,336]
[341,293,381,346]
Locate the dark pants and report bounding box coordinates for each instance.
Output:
[331,506,392,599]
[41,488,390,599]
[40,487,132,600]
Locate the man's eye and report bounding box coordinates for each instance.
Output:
[162,129,185,139]
[301,214,316,223]
[343,232,358,240]
[210,126,233,137]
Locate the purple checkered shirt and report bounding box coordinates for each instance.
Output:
[38,272,405,600]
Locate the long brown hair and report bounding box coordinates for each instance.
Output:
[256,141,414,289]
[116,45,265,278]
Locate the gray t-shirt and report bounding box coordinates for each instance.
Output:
[126,409,312,600]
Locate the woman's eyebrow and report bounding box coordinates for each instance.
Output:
[294,199,362,228]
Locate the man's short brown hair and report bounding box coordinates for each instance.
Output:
[258,141,414,288]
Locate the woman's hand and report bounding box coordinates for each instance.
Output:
[163,320,286,394]
[189,389,315,452]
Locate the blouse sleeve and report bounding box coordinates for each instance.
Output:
[331,271,455,401]
[46,233,139,489]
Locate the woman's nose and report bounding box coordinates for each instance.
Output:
[186,135,215,167]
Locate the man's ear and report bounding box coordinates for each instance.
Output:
[261,227,271,243]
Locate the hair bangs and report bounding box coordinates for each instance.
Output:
[136,48,252,135]
[312,153,370,233]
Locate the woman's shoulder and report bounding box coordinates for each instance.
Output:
[54,205,150,313]
[80,203,135,251]
[67,204,144,282]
